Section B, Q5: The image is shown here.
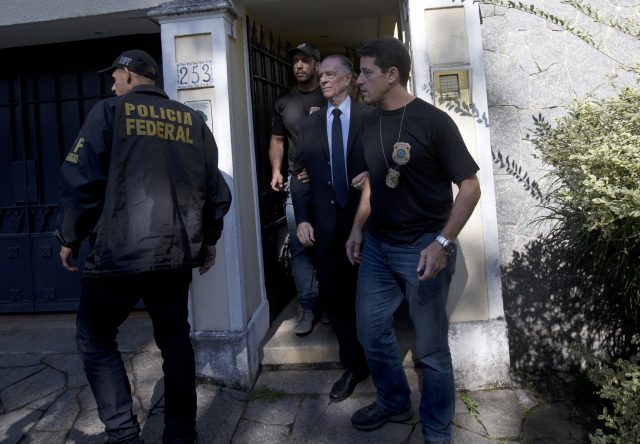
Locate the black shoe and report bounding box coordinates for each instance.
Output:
[330,371,367,402]
[351,401,413,431]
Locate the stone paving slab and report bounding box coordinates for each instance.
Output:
[77,385,98,411]
[132,351,165,411]
[0,353,44,368]
[0,408,43,444]
[470,389,523,440]
[0,314,591,443]
[243,395,301,425]
[0,365,44,392]
[513,387,539,410]
[196,385,246,444]
[33,388,80,432]
[67,407,106,443]
[140,407,164,444]
[23,430,69,443]
[255,369,353,395]
[0,329,77,354]
[454,411,487,436]
[289,395,331,442]
[1,368,65,411]
[43,354,87,389]
[522,401,585,443]
[232,420,290,443]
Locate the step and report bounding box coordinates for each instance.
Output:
[261,299,416,370]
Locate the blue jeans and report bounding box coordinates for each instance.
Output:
[286,178,319,311]
[356,231,456,443]
[76,269,196,444]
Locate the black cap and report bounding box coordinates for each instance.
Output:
[99,49,158,80]
[288,42,321,61]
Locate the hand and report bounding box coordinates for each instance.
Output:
[346,227,363,265]
[417,241,447,281]
[297,222,315,247]
[296,168,310,184]
[270,172,287,192]
[351,172,369,190]
[59,246,79,272]
[199,244,216,275]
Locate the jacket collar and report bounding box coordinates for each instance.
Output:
[129,84,169,98]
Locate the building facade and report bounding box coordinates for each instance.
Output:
[2,0,636,389]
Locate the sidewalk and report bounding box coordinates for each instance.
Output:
[0,311,586,443]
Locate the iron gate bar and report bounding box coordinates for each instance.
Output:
[246,16,297,320]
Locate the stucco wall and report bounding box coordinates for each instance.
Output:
[482,0,639,264]
[481,0,639,372]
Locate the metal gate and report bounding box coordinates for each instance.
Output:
[0,36,161,313]
[246,18,297,319]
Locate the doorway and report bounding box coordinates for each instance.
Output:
[244,1,403,324]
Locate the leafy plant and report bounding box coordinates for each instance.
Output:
[588,354,640,443]
[460,390,480,418]
[526,88,640,335]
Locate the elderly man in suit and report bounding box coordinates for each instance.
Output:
[291,54,370,401]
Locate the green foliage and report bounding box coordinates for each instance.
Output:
[588,355,640,443]
[527,88,640,329]
[531,89,640,235]
[246,386,287,403]
[564,0,640,40]
[460,390,480,418]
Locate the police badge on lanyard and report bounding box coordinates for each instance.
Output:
[383,143,410,189]
[379,104,409,189]
[392,142,411,166]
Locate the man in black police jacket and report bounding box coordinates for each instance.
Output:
[55,49,231,444]
[291,54,370,401]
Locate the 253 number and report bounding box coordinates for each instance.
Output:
[177,61,213,89]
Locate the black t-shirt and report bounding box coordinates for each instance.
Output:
[271,87,325,173]
[363,98,479,244]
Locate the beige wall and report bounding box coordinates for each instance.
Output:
[160,10,266,333]
[437,76,490,322]
[226,18,264,321]
[422,7,493,323]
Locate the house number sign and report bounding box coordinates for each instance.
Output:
[176,60,214,89]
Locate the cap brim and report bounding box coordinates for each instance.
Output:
[287,48,319,61]
[97,64,118,74]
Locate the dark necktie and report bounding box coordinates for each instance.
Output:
[331,108,349,208]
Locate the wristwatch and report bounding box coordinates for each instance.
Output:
[436,235,456,256]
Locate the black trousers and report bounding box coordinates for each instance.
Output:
[313,207,369,378]
[76,268,196,444]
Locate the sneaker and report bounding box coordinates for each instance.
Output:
[351,401,413,431]
[320,310,331,324]
[295,308,314,336]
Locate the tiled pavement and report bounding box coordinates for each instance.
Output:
[0,310,586,443]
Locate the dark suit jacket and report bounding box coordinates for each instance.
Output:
[291,100,372,251]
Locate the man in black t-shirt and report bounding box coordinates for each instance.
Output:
[269,43,325,335]
[346,38,481,444]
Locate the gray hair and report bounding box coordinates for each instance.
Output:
[322,54,354,77]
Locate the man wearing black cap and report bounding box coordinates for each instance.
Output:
[269,42,325,335]
[56,49,232,444]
